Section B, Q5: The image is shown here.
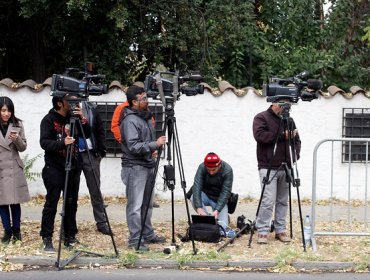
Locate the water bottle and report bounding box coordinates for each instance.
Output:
[303,215,311,247]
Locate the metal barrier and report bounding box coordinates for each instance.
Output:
[311,138,370,251]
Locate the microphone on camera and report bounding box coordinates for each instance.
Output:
[155,73,166,107]
[307,79,323,91]
[180,74,203,82]
[64,124,70,137]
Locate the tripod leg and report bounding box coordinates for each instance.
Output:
[173,121,197,255]
[56,121,75,269]
[171,189,176,245]
[77,119,119,256]
[296,186,307,252]
[247,221,256,248]
[136,167,158,250]
[217,223,250,252]
[283,116,306,251]
[289,182,293,239]
[248,173,273,247]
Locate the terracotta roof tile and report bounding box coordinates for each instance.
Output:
[218,80,236,93]
[109,80,123,90]
[0,77,369,99]
[0,78,14,88]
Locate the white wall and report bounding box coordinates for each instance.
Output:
[1,86,369,200]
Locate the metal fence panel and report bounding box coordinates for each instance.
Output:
[311,138,370,251]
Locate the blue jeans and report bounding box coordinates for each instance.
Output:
[121,165,156,245]
[0,204,21,231]
[190,192,229,232]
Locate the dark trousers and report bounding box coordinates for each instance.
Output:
[40,165,80,239]
[79,152,106,227]
[0,204,21,231]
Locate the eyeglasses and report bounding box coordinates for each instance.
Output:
[137,96,148,102]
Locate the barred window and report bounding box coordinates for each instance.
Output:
[342,108,370,162]
[95,101,165,158]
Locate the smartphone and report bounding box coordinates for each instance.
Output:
[10,127,20,136]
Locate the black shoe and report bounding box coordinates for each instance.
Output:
[97,226,112,236]
[128,242,149,252]
[145,235,166,244]
[64,236,80,248]
[12,227,21,242]
[1,230,12,244]
[43,237,55,252]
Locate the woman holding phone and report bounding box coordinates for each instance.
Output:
[0,96,29,244]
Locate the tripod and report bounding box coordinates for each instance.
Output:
[137,100,197,254]
[246,106,307,251]
[55,114,119,270]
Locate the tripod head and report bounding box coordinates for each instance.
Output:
[279,102,292,120]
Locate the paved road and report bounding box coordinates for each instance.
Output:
[0,269,370,280]
[1,269,369,280]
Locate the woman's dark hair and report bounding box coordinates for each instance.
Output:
[0,96,21,126]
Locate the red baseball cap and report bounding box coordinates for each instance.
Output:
[204,152,221,167]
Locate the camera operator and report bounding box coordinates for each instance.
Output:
[120,85,166,252]
[188,152,233,235]
[39,95,90,252]
[252,98,301,244]
[78,101,109,235]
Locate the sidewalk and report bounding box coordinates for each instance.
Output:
[21,200,366,223]
[3,201,370,272]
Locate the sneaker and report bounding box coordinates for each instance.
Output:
[43,237,56,252]
[257,233,268,244]
[145,235,166,244]
[128,242,149,252]
[275,232,291,243]
[226,229,236,238]
[64,236,80,248]
[97,225,112,236]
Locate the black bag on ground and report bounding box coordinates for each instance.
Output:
[189,223,223,243]
[228,193,238,214]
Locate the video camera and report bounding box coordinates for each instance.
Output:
[50,63,108,99]
[263,71,322,103]
[144,71,204,109]
[237,215,253,235]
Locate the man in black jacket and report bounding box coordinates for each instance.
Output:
[253,99,301,244]
[78,101,110,235]
[39,95,90,252]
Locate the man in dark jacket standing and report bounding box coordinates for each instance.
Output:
[39,95,90,252]
[189,152,233,233]
[120,85,166,252]
[253,99,301,244]
[78,101,109,235]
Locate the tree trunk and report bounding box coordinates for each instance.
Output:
[30,18,46,83]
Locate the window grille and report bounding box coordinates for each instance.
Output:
[342,108,370,162]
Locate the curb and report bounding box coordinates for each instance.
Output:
[3,256,370,272]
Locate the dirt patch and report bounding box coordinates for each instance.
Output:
[1,197,370,272]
